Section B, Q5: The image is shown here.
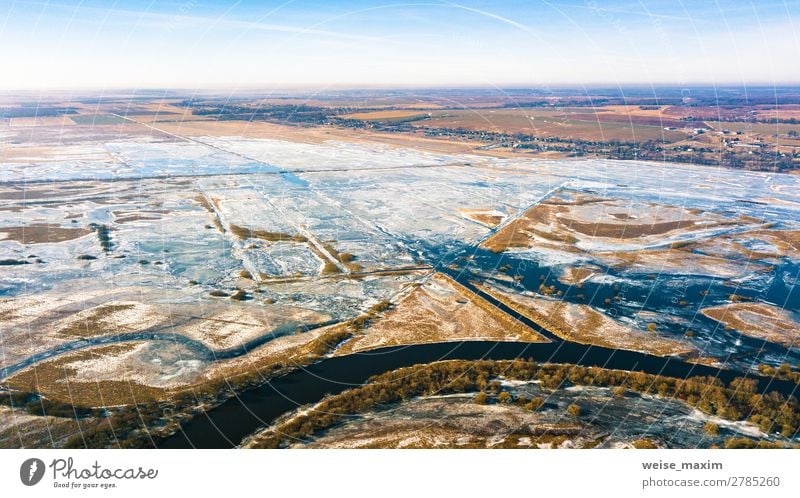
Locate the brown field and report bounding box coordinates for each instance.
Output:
[112,214,162,224]
[341,110,428,120]
[597,248,763,279]
[149,118,492,155]
[481,195,575,253]
[704,121,800,138]
[747,230,800,260]
[752,105,800,121]
[228,223,308,243]
[0,223,92,244]
[420,107,688,142]
[56,303,139,338]
[560,112,689,129]
[701,302,800,348]
[678,228,800,264]
[3,343,172,406]
[458,208,506,227]
[663,104,800,123]
[173,305,331,350]
[481,192,736,254]
[476,282,695,357]
[0,184,108,200]
[562,217,699,239]
[334,273,547,355]
[140,116,565,159]
[662,106,745,121]
[601,105,671,118]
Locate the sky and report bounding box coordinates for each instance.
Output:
[0,0,799,90]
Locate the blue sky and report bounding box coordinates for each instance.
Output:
[1,0,798,89]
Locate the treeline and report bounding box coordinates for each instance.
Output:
[188,103,333,124]
[758,363,800,385]
[0,390,104,419]
[88,223,112,252]
[0,106,78,118]
[0,388,175,448]
[64,400,174,449]
[248,359,800,448]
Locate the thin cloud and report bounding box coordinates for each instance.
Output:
[9,0,382,42]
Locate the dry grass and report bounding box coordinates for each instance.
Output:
[458,208,505,228]
[0,185,103,200]
[3,344,169,406]
[341,110,428,120]
[483,192,745,255]
[335,273,547,355]
[3,321,355,407]
[0,224,92,244]
[0,406,108,449]
[57,304,137,338]
[701,302,800,348]
[193,194,224,232]
[228,223,308,243]
[560,217,699,239]
[477,283,694,357]
[419,107,688,142]
[598,248,760,279]
[481,199,573,252]
[740,229,800,260]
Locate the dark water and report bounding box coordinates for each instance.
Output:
[156,238,800,449]
[158,340,799,449]
[5,228,799,448]
[433,243,800,370]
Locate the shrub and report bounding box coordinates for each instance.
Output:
[525,396,544,411]
[632,439,658,449]
[369,300,392,313]
[497,391,512,404]
[322,262,341,274]
[230,290,249,301]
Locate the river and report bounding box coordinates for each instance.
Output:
[158,340,799,449]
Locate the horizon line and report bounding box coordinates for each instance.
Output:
[4,82,800,96]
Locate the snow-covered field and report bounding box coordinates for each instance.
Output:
[2,133,800,392]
